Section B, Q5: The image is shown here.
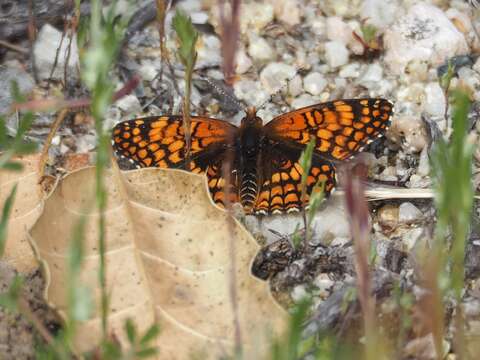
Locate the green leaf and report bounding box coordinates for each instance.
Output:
[172,9,199,68]
[1,161,23,172]
[135,347,159,358]
[14,141,38,155]
[439,60,455,91]
[10,80,25,103]
[360,24,378,44]
[0,184,17,257]
[299,137,315,189]
[125,318,136,344]
[139,323,160,345]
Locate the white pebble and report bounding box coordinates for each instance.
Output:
[247,34,274,62]
[33,24,79,81]
[423,82,446,118]
[339,63,361,78]
[291,94,316,109]
[270,0,301,27]
[260,62,297,93]
[384,3,469,75]
[116,95,142,115]
[288,75,303,97]
[324,41,349,68]
[235,48,253,74]
[326,16,353,45]
[358,62,383,83]
[398,202,423,223]
[303,72,327,96]
[360,0,401,30]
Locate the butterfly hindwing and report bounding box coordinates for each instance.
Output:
[254,142,336,215]
[265,98,393,161]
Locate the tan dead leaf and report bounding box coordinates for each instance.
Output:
[0,154,46,272]
[29,167,288,358]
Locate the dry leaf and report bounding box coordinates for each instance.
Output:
[29,167,288,358]
[0,154,44,272]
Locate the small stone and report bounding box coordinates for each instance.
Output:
[269,0,301,27]
[138,60,158,82]
[360,0,401,30]
[33,24,79,81]
[291,94,316,109]
[446,8,473,35]
[398,202,422,223]
[377,204,399,230]
[423,82,446,118]
[379,166,398,182]
[473,57,480,73]
[310,17,326,37]
[402,227,425,251]
[326,16,353,45]
[303,72,327,96]
[288,75,303,97]
[417,147,430,177]
[339,63,361,78]
[247,34,274,62]
[234,79,268,107]
[190,12,209,24]
[458,67,480,102]
[408,174,431,188]
[313,273,334,299]
[310,199,351,245]
[291,284,309,302]
[384,4,469,75]
[197,35,222,67]
[357,62,383,87]
[235,48,252,74]
[389,115,428,153]
[260,62,296,93]
[0,61,34,115]
[116,95,142,115]
[76,134,97,153]
[239,2,274,33]
[324,41,349,68]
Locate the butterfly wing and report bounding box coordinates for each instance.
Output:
[112,115,237,173]
[206,158,240,208]
[254,142,336,215]
[264,98,393,161]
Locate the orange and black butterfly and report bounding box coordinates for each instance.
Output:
[112,98,393,215]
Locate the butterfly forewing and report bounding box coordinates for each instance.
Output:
[265,98,393,161]
[112,115,237,173]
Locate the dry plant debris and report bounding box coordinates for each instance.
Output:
[28,166,287,358]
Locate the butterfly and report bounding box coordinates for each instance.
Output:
[112,98,393,215]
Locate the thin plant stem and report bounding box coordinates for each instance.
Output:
[38,108,69,181]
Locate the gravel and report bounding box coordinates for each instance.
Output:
[1,0,480,357]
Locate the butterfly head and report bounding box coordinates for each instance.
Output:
[241,107,262,127]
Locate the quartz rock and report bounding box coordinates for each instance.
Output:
[384,3,469,75]
[260,62,297,93]
[303,72,327,96]
[33,24,79,81]
[324,41,349,68]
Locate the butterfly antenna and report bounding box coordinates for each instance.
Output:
[202,77,244,113]
[256,65,306,111]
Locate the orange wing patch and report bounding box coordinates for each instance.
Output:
[206,163,239,209]
[265,98,393,161]
[254,155,336,215]
[112,116,236,173]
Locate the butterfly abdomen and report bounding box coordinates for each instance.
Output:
[240,167,258,212]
